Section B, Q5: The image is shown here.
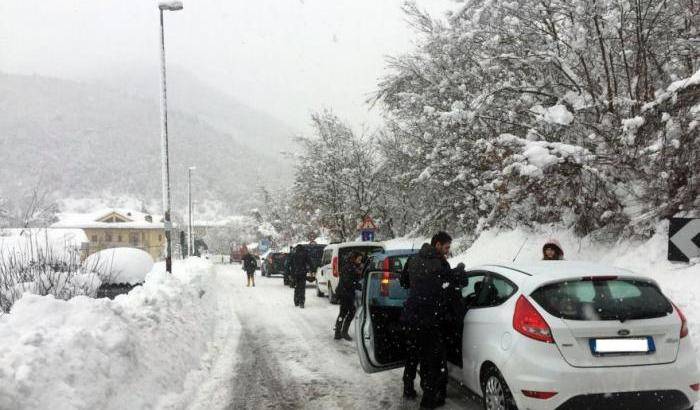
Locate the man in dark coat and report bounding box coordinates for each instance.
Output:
[400,231,456,408]
[334,251,363,341]
[242,251,258,287]
[288,244,311,308]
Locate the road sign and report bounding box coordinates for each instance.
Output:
[358,215,377,231]
[668,218,700,262]
[361,230,375,242]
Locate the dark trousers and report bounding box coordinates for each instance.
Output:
[416,325,447,401]
[403,324,420,385]
[334,297,356,333]
[294,276,306,306]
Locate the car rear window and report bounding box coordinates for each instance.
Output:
[531,278,673,321]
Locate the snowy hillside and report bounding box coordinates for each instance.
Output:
[0,72,293,212]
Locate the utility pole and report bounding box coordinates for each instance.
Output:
[157,1,183,272]
[187,166,196,256]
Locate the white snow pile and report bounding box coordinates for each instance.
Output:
[530,103,574,126]
[498,133,592,178]
[452,221,700,341]
[0,258,217,410]
[83,247,155,285]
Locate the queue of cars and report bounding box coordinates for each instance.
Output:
[246,241,699,409]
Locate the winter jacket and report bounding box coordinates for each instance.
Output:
[542,239,564,260]
[336,259,362,300]
[242,254,257,273]
[288,246,312,278]
[401,244,460,327]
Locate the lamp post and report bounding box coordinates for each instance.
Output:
[157,0,183,272]
[187,166,196,256]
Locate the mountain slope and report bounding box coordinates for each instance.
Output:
[0,72,293,213]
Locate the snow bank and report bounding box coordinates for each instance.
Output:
[83,247,155,285]
[451,222,700,342]
[0,258,217,410]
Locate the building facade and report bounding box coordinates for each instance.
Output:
[52,209,166,261]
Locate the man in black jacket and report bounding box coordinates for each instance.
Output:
[400,231,457,408]
[288,244,311,308]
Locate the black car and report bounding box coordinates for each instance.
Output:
[284,243,326,287]
[262,252,288,277]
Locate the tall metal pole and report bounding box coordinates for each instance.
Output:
[158,8,173,273]
[187,167,192,256]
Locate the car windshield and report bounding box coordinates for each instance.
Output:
[531,278,673,321]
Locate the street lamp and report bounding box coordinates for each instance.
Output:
[187,166,196,257]
[157,0,183,273]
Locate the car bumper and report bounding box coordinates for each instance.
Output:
[501,337,699,410]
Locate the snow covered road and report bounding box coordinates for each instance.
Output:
[186,263,480,410]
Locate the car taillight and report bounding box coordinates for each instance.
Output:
[522,390,557,399]
[380,272,393,296]
[673,303,689,338]
[513,295,555,343]
[332,256,339,277]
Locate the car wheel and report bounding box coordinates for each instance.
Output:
[481,366,516,410]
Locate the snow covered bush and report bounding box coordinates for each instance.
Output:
[0,230,100,312]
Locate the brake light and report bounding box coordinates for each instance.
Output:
[522,390,557,399]
[332,256,339,277]
[513,295,555,343]
[690,383,700,392]
[380,271,394,296]
[673,303,689,338]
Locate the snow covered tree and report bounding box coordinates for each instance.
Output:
[292,111,385,241]
[373,0,698,238]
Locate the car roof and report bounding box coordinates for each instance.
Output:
[325,241,385,250]
[475,261,639,281]
[369,249,419,258]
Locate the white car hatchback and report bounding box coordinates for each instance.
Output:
[356,261,699,410]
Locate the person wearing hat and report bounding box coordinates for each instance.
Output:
[542,239,564,260]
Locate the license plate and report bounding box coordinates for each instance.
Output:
[590,337,655,354]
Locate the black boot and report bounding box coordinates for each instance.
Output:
[334,326,342,340]
[403,382,418,400]
[341,318,353,341]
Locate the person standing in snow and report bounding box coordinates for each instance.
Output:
[542,239,564,260]
[242,251,258,287]
[334,251,363,341]
[288,244,312,308]
[400,231,457,408]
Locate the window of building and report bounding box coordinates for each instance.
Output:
[117,234,122,242]
[159,234,162,242]
[91,235,97,242]
[130,233,139,246]
[105,233,113,242]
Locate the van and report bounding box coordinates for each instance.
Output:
[315,241,384,303]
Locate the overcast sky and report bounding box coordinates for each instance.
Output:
[0,0,456,132]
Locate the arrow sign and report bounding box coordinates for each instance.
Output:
[668,218,700,262]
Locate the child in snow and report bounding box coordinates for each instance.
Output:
[542,239,564,260]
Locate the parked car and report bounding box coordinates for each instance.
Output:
[262,252,288,277]
[355,261,699,410]
[283,243,326,287]
[315,241,384,303]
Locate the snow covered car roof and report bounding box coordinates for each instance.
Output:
[473,261,648,289]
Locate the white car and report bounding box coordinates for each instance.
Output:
[356,261,699,410]
[315,241,384,303]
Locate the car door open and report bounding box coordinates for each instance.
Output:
[355,269,409,373]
